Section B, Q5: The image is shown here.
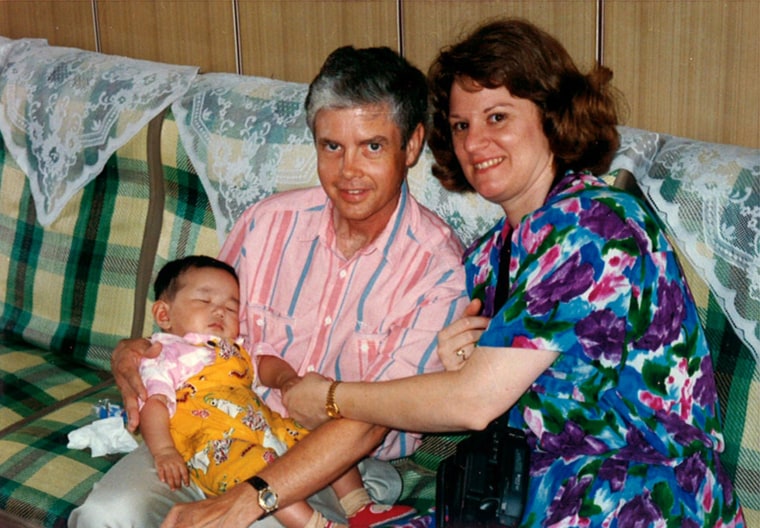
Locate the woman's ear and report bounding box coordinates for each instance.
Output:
[152,300,172,331]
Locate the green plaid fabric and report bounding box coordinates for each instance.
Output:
[137,112,221,337]
[0,338,111,433]
[0,384,123,528]
[0,130,152,372]
[681,262,760,523]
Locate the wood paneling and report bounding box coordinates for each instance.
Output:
[1,0,758,148]
[238,0,397,82]
[403,0,599,78]
[0,0,95,50]
[604,1,760,148]
[96,0,236,72]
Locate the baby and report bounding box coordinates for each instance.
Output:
[138,255,414,527]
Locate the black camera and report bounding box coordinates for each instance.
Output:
[435,417,530,527]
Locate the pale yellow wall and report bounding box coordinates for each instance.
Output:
[1,0,758,148]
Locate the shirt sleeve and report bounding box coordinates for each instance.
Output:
[138,346,182,417]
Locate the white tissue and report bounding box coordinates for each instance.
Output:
[67,416,139,457]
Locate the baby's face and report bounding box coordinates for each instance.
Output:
[161,267,240,339]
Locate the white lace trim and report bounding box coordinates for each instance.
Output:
[613,126,760,359]
[0,39,198,225]
[171,73,316,242]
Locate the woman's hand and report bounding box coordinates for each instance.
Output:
[437,299,490,371]
[282,372,333,429]
[111,337,161,432]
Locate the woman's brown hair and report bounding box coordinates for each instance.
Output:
[428,18,621,192]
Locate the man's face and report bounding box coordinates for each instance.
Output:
[314,104,423,238]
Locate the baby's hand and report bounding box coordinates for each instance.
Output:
[154,447,189,490]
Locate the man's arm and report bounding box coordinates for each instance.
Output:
[111,337,161,432]
[161,418,387,528]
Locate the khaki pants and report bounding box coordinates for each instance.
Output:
[68,443,402,528]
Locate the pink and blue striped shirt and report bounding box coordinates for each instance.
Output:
[219,184,468,459]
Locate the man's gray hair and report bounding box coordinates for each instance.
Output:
[305,46,429,148]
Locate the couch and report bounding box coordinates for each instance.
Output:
[1,38,758,528]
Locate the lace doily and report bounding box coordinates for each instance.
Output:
[407,149,503,247]
[0,39,198,225]
[171,74,317,242]
[613,127,760,359]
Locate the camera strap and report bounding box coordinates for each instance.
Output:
[492,225,512,314]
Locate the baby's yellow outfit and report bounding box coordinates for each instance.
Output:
[139,333,308,495]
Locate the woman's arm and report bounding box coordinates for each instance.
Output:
[140,396,189,490]
[287,344,558,432]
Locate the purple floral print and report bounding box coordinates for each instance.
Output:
[464,172,744,526]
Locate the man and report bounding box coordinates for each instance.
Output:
[69,46,467,528]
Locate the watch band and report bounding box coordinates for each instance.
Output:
[325,380,342,419]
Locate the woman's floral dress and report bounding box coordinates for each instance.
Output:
[464,172,745,527]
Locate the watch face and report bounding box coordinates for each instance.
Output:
[261,489,278,509]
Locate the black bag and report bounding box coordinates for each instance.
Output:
[435,413,530,527]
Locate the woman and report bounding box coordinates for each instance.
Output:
[286,18,745,526]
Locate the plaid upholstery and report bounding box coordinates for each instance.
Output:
[138,111,221,337]
[0,128,153,371]
[0,116,156,526]
[0,338,111,433]
[0,384,123,527]
[680,255,760,523]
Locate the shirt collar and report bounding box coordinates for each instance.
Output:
[313,181,412,263]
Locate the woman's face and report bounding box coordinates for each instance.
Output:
[448,78,555,220]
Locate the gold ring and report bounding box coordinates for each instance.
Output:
[456,348,466,357]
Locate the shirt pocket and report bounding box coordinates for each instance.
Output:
[345,321,390,380]
[247,304,297,350]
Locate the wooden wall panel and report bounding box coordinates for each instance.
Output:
[238,0,398,82]
[403,0,599,78]
[0,0,95,50]
[96,0,236,72]
[604,1,760,148]
[1,1,758,148]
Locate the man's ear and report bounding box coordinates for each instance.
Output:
[152,300,171,331]
[404,123,426,168]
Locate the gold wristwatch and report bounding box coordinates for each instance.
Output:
[325,380,342,418]
[248,476,279,516]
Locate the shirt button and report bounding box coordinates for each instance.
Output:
[360,342,369,353]
[256,318,264,327]
[339,269,347,279]
[324,316,332,325]
[306,365,315,373]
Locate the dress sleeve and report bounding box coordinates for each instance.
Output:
[480,196,640,365]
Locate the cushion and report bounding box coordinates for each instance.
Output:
[0,38,197,225]
[0,126,152,371]
[0,384,123,527]
[0,338,111,433]
[139,111,222,337]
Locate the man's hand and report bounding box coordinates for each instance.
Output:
[161,481,260,528]
[282,372,332,429]
[111,337,161,432]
